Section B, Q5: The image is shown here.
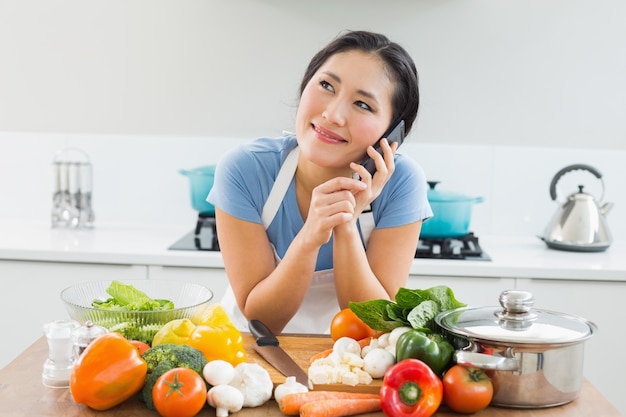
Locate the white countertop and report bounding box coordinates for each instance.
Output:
[1,220,625,281]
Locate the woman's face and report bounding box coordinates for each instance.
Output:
[296,50,395,172]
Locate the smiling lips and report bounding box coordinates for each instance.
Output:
[313,124,346,144]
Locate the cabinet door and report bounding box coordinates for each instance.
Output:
[517,278,624,416]
[147,266,228,304]
[0,260,146,370]
[407,275,515,307]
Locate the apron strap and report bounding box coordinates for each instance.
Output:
[360,205,374,246]
[261,147,300,228]
[260,146,374,244]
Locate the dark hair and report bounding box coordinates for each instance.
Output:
[299,30,419,134]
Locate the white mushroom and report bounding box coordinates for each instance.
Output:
[203,360,236,386]
[362,347,396,379]
[332,337,361,356]
[273,376,309,403]
[207,385,244,417]
[388,326,413,350]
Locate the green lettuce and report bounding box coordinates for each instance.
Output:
[92,280,174,311]
[348,285,466,332]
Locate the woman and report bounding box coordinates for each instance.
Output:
[208,30,432,334]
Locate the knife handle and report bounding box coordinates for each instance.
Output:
[248,320,280,346]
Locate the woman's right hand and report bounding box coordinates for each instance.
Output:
[301,176,367,247]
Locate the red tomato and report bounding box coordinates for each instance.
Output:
[330,308,375,342]
[130,340,150,355]
[152,368,207,417]
[443,364,494,414]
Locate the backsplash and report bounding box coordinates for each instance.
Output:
[2,132,624,241]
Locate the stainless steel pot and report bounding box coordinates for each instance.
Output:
[435,290,596,408]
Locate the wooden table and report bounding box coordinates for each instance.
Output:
[0,335,621,417]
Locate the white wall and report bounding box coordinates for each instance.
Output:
[1,1,624,238]
[1,133,624,244]
[1,0,625,149]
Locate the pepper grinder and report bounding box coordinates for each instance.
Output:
[42,319,80,388]
[72,320,108,358]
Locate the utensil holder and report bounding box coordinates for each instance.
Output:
[51,147,95,229]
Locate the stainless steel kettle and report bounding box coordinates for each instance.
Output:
[541,164,613,252]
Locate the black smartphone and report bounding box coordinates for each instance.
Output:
[360,119,406,176]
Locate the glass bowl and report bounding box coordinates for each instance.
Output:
[61,279,213,344]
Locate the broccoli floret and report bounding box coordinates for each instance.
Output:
[140,362,174,410]
[139,344,209,410]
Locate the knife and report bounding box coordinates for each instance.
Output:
[248,319,309,386]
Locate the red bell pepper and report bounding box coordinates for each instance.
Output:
[380,358,443,417]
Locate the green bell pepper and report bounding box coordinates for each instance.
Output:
[395,329,454,376]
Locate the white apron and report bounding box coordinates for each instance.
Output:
[220,147,374,334]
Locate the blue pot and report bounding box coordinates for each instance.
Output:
[420,181,484,238]
[179,165,216,215]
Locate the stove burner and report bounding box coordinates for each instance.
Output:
[169,213,219,251]
[416,233,490,261]
[170,217,489,261]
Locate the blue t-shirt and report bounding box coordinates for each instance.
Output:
[208,134,432,271]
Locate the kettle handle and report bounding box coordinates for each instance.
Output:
[549,163,603,201]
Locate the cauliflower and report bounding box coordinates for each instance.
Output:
[228,362,273,407]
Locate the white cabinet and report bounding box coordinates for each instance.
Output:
[0,260,146,370]
[0,260,231,371]
[407,275,515,307]
[147,265,228,303]
[516,278,625,416]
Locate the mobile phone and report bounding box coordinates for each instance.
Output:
[360,119,406,176]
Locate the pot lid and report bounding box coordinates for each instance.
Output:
[427,181,481,203]
[179,165,216,177]
[435,290,596,345]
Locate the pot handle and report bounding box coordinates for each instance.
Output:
[455,350,519,371]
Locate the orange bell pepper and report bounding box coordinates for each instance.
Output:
[70,332,148,410]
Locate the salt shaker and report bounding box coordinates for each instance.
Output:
[42,319,80,388]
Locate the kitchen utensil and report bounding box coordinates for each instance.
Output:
[179,165,216,215]
[61,280,213,343]
[436,290,596,408]
[248,320,309,386]
[541,164,613,252]
[420,181,484,238]
[51,147,95,229]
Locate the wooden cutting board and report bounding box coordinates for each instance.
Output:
[243,334,382,394]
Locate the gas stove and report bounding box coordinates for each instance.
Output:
[169,215,490,260]
[169,213,219,251]
[416,232,490,261]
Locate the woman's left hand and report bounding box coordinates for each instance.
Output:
[350,137,397,212]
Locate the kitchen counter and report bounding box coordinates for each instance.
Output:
[1,220,625,281]
[2,219,624,415]
[0,335,620,417]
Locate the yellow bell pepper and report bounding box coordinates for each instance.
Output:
[151,318,196,346]
[190,303,234,327]
[188,324,247,366]
[152,306,247,366]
